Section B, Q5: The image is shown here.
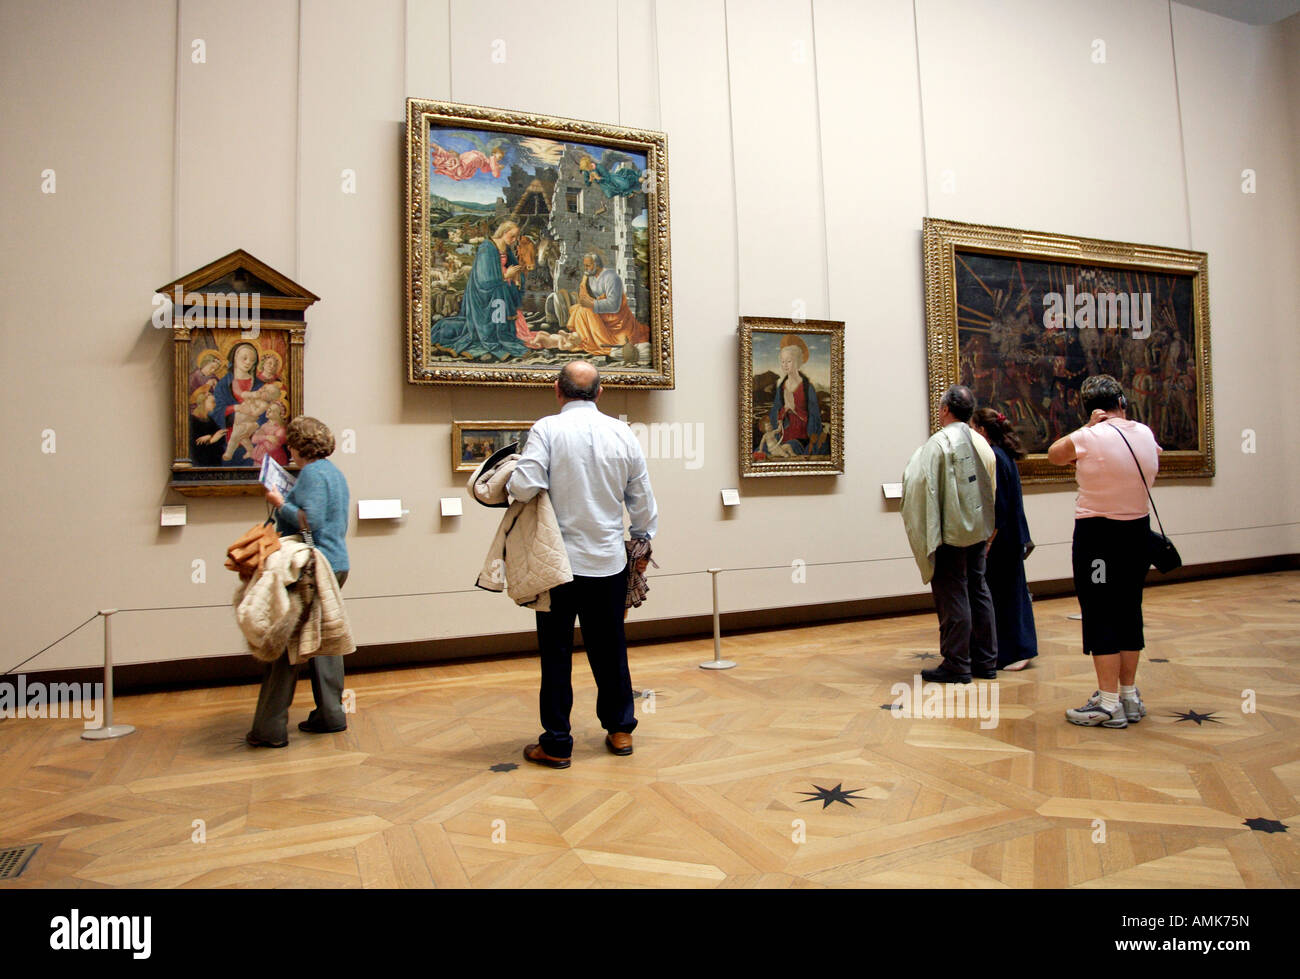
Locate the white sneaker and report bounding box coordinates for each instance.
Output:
[1121,689,1146,724]
[1065,691,1128,728]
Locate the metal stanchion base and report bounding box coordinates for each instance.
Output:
[81,724,135,741]
[699,660,736,670]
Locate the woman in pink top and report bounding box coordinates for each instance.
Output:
[1047,375,1161,729]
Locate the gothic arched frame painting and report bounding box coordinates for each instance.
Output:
[404,98,674,388]
[922,217,1214,484]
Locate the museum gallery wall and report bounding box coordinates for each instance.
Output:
[1,0,1297,672]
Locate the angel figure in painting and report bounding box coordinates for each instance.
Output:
[256,350,283,385]
[430,135,507,181]
[251,400,290,466]
[577,153,644,215]
[768,335,823,456]
[189,350,222,398]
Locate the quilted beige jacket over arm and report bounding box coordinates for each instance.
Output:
[472,458,573,611]
[234,538,356,664]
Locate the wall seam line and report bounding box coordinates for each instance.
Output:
[809,0,832,318]
[295,0,303,279]
[1168,0,1195,250]
[172,0,182,275]
[723,0,741,317]
[912,0,931,218]
[616,0,623,124]
[650,0,663,131]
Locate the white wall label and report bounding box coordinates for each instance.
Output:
[881,482,903,499]
[440,497,463,517]
[160,505,187,526]
[358,499,405,519]
[720,488,740,507]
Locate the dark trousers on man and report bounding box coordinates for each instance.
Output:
[535,568,638,759]
[930,543,997,676]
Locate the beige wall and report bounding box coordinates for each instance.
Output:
[1,0,1296,671]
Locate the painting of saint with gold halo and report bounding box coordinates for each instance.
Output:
[739,318,844,477]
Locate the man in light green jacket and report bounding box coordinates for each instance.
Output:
[901,385,998,683]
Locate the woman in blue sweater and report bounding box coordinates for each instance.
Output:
[247,416,351,748]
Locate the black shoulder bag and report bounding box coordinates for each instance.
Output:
[1106,423,1181,574]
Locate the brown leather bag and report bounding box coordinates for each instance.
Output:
[225,518,280,580]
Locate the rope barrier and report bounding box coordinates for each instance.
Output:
[7,518,1296,674]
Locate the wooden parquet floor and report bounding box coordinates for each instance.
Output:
[2,572,1297,889]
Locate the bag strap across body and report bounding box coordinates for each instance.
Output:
[1104,421,1170,540]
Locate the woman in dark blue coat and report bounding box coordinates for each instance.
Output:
[972,408,1038,670]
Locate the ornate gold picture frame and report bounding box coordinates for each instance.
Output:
[922,217,1214,484]
[739,317,845,477]
[405,98,673,388]
[159,250,317,496]
[450,420,533,473]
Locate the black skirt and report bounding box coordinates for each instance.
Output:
[1072,516,1150,656]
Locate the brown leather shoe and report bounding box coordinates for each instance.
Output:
[605,732,633,756]
[523,744,571,769]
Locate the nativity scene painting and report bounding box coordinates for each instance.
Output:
[405,99,674,388]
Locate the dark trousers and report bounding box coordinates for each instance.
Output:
[930,543,997,675]
[1072,516,1149,655]
[248,570,348,742]
[535,568,637,758]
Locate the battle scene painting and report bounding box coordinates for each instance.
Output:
[955,252,1198,451]
[923,219,1214,482]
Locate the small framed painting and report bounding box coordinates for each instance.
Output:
[159,249,318,496]
[451,420,533,473]
[739,317,845,477]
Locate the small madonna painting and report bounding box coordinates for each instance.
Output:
[739,317,844,477]
[187,334,292,469]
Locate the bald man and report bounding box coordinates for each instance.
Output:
[507,361,658,768]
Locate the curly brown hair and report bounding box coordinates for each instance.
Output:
[286,416,335,460]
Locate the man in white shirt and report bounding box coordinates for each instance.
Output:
[507,361,658,768]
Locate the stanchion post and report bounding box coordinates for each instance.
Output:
[699,568,736,670]
[82,609,135,741]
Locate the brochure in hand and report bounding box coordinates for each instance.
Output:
[259,455,297,496]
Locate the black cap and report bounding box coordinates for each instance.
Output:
[467,441,520,508]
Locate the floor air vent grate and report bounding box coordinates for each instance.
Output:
[0,844,40,880]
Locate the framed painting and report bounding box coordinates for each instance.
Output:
[405,98,673,388]
[739,317,844,477]
[159,250,318,496]
[451,420,533,473]
[922,218,1214,484]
